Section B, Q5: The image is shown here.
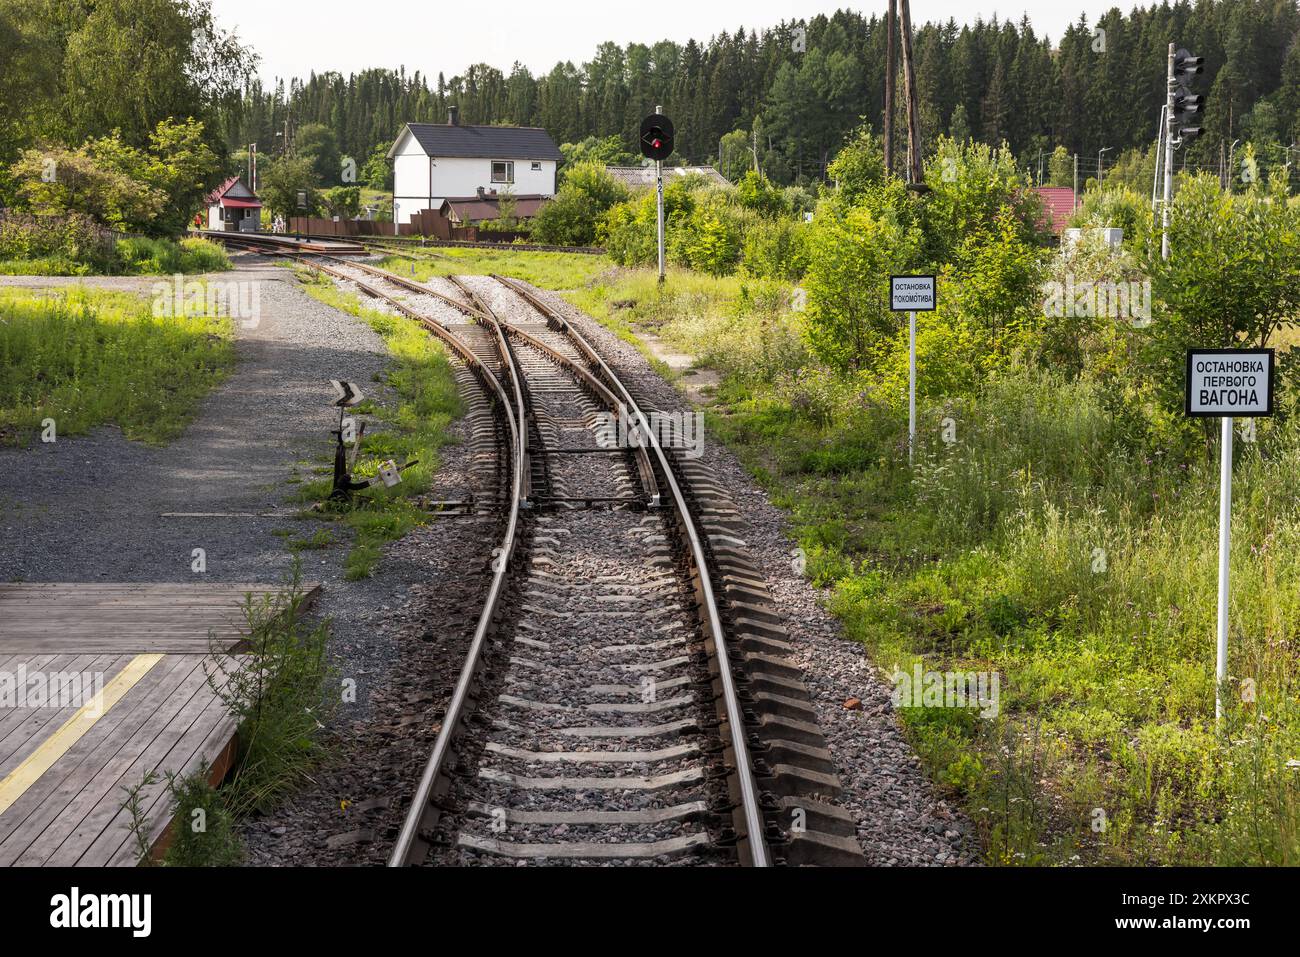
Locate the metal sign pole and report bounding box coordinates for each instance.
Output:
[1215,414,1233,724]
[1187,347,1271,725]
[656,159,665,284]
[908,310,917,463]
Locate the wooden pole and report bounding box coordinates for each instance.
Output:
[898,0,924,185]
[884,0,896,176]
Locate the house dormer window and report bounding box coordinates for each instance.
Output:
[491,161,514,184]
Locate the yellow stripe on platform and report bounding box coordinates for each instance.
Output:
[0,654,165,817]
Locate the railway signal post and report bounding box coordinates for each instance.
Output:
[640,109,674,284]
[1185,348,1273,722]
[1162,44,1205,259]
[891,275,936,463]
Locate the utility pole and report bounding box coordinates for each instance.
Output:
[1073,154,1079,210]
[898,0,923,185]
[1151,108,1166,212]
[884,0,896,176]
[1162,43,1177,259]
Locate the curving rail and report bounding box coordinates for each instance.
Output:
[213,236,773,866]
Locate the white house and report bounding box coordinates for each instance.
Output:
[388,107,562,225]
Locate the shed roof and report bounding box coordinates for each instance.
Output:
[605,165,732,189]
[205,176,259,205]
[440,194,550,222]
[391,122,563,161]
[1034,186,1077,234]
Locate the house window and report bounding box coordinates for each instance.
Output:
[531,161,542,172]
[491,161,514,184]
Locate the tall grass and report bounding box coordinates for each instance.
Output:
[0,232,231,276]
[0,286,234,444]
[743,366,1300,864]
[114,236,231,275]
[590,268,1300,865]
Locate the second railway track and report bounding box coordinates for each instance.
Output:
[229,238,865,866]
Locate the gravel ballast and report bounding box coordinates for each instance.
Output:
[518,281,981,867]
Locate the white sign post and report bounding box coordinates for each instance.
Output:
[1185,348,1274,723]
[891,275,937,463]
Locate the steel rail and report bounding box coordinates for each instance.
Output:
[310,254,494,323]
[491,275,772,867]
[257,250,767,866]
[446,277,660,507]
[440,277,532,505]
[286,255,527,867]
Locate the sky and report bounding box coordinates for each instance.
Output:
[209,0,1128,83]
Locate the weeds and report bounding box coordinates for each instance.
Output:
[0,286,234,444]
[295,271,461,579]
[159,766,243,867]
[204,566,334,818]
[120,772,160,864]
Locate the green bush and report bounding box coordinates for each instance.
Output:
[734,170,790,217]
[531,189,601,246]
[177,237,231,272]
[802,199,921,372]
[533,162,630,247]
[0,211,116,270]
[741,216,808,281]
[1068,186,1153,244]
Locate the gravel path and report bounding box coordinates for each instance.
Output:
[0,256,437,718]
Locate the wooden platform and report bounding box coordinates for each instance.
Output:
[0,582,318,866]
[0,582,316,654]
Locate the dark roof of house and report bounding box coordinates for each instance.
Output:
[439,194,550,221]
[1033,186,1077,234]
[398,122,563,161]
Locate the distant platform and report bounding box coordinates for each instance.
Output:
[0,581,318,866]
[197,230,367,256]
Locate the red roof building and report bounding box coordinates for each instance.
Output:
[205,176,262,232]
[1033,186,1077,236]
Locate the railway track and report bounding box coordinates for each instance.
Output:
[208,228,602,257]
[233,240,865,865]
[329,234,605,256]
